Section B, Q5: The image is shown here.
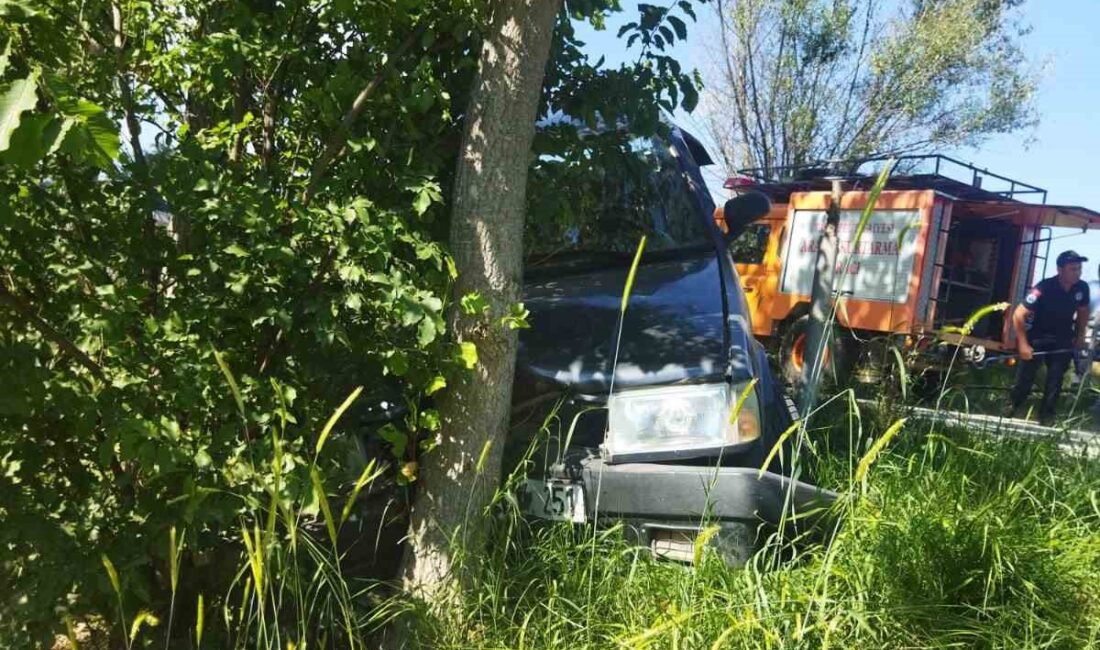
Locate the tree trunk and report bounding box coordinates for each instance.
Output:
[399,0,563,601]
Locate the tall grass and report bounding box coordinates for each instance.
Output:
[91,357,382,650]
[407,402,1100,649]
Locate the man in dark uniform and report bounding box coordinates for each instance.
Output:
[1008,250,1091,425]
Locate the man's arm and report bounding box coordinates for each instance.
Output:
[1013,303,1034,360]
[1077,283,1091,348]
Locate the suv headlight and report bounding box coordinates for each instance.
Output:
[605,381,761,462]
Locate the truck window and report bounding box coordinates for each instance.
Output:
[524,132,708,269]
[728,224,771,264]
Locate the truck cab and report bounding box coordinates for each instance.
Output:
[724,156,1100,383]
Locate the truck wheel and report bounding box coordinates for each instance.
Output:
[780,315,847,388]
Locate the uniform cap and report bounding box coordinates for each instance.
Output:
[1056,250,1088,267]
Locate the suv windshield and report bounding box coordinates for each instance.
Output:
[525,132,710,269]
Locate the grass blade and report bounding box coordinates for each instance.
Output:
[101,554,121,597]
[962,302,1010,336]
[341,459,384,525]
[855,418,907,482]
[848,159,896,253]
[240,524,264,596]
[889,346,908,401]
[212,347,245,422]
[311,466,339,551]
[129,610,160,643]
[169,526,181,593]
[729,378,759,423]
[759,420,800,477]
[101,554,129,649]
[475,439,493,474]
[620,235,647,313]
[195,593,205,648]
[64,616,80,650]
[693,524,722,565]
[316,386,363,457]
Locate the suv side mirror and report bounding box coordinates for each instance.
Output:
[722,192,771,242]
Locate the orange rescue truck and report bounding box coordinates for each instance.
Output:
[721,155,1100,385]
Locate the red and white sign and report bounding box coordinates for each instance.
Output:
[780,209,922,303]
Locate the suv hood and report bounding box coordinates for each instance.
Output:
[518,251,742,395]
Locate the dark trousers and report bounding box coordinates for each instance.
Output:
[1009,340,1072,421]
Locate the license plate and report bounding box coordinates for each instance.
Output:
[520,478,586,523]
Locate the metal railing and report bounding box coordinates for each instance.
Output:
[735,154,1048,204]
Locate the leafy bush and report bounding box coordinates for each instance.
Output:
[0,2,478,646]
[0,0,708,645]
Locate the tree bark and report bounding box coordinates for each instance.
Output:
[399,0,563,602]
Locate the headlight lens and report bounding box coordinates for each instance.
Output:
[606,382,761,459]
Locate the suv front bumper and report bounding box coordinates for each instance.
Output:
[526,447,838,563]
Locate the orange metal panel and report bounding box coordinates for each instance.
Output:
[733,203,789,337]
[775,190,938,335]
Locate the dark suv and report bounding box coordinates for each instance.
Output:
[510,122,834,562]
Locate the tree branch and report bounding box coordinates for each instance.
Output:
[302,25,425,206]
[228,65,251,163]
[0,274,106,381]
[112,1,146,169]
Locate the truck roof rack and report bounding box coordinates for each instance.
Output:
[729,154,1048,205]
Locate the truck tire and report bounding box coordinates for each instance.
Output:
[780,315,848,389]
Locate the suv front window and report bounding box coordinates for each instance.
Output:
[525,132,709,269]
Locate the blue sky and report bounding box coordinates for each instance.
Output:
[575,0,1100,282]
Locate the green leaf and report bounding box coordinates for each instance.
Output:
[460,292,489,316]
[0,39,10,77]
[667,15,687,40]
[1,113,49,166]
[378,423,407,458]
[413,187,433,216]
[0,0,37,18]
[415,242,436,260]
[59,100,120,167]
[0,72,39,153]
[387,351,409,376]
[501,303,531,330]
[400,302,424,327]
[417,316,437,346]
[420,409,441,432]
[425,375,446,395]
[459,341,478,369]
[44,117,75,156]
[223,244,249,257]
